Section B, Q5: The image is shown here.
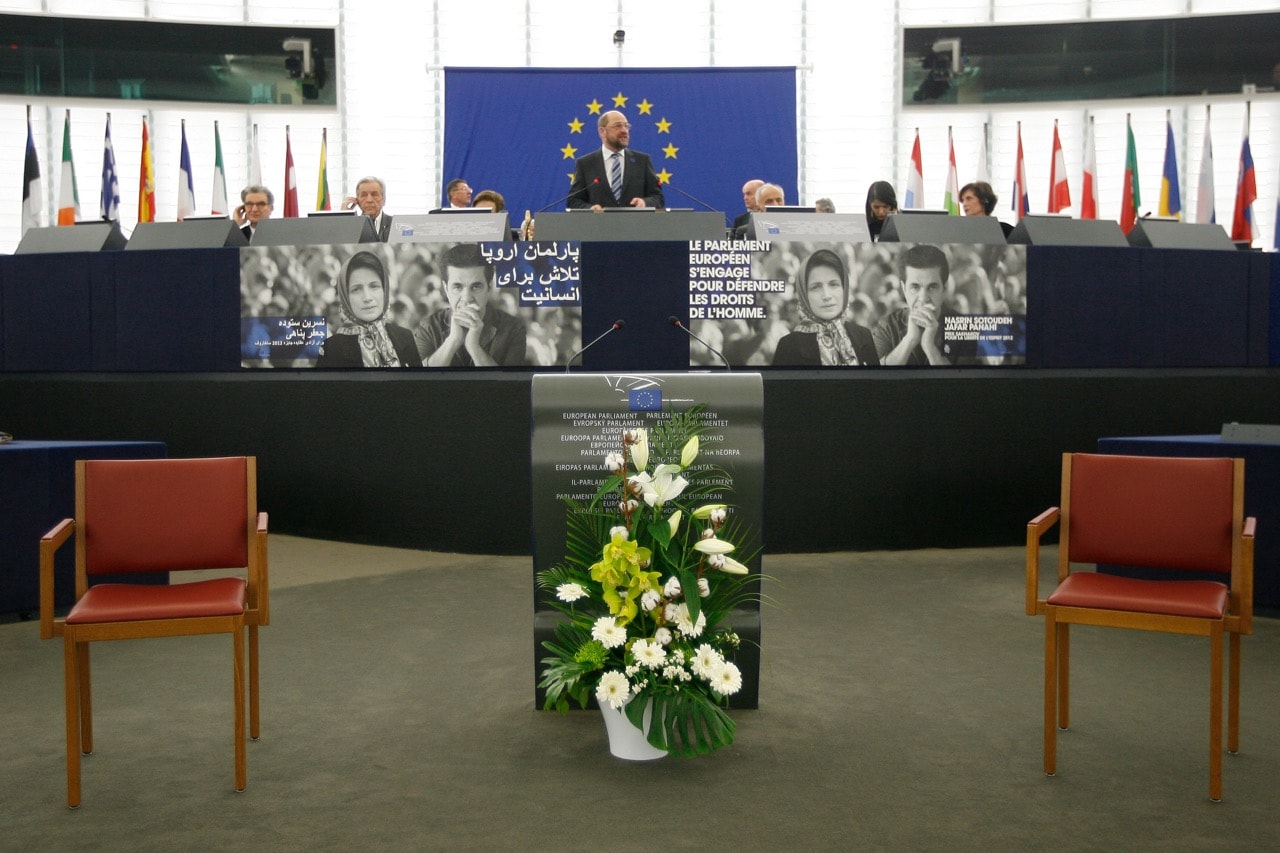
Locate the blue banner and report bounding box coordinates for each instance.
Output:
[444,67,797,228]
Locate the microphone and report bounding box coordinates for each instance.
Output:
[565,319,625,371]
[669,315,730,371]
[536,179,595,214]
[532,178,591,212]
[657,179,721,217]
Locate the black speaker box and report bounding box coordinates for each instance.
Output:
[1007,214,1129,247]
[125,219,249,250]
[1127,219,1235,250]
[250,216,378,246]
[879,212,1006,244]
[14,222,127,254]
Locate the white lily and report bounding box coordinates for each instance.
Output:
[640,464,688,508]
[680,435,699,468]
[631,428,649,472]
[720,555,750,575]
[691,503,728,520]
[667,509,683,538]
[693,536,735,555]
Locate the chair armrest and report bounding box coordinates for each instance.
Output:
[39,518,75,640]
[254,512,270,626]
[1025,507,1060,616]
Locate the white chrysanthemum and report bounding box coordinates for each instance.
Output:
[654,627,673,646]
[632,638,667,669]
[556,582,587,603]
[664,576,682,597]
[604,452,626,473]
[640,589,661,612]
[596,670,632,709]
[591,616,627,649]
[698,577,710,597]
[672,602,707,638]
[711,660,743,696]
[692,643,723,679]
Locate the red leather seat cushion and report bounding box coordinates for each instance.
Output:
[1047,572,1229,619]
[66,578,247,624]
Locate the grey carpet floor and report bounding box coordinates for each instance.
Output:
[2,538,1278,851]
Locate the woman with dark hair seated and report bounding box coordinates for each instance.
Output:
[772,248,880,367]
[959,181,1013,237]
[317,251,422,368]
[864,181,898,242]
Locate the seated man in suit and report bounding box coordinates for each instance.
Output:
[341,176,393,241]
[567,111,664,211]
[730,179,764,233]
[414,243,527,367]
[233,185,273,241]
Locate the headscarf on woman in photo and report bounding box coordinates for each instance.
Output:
[331,251,404,367]
[864,181,898,242]
[790,248,862,366]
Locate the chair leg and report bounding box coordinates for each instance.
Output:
[1227,631,1241,755]
[249,624,260,741]
[1209,624,1224,803]
[233,625,246,793]
[62,633,82,809]
[1043,613,1057,776]
[1057,623,1071,731]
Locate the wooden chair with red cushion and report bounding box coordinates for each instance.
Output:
[1026,452,1254,802]
[39,456,269,808]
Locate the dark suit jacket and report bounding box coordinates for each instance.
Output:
[771,323,880,367]
[372,214,393,242]
[567,149,664,209]
[241,224,253,241]
[315,323,422,368]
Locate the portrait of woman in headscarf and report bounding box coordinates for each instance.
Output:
[771,248,879,367]
[316,250,423,368]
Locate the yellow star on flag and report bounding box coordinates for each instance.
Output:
[587,100,603,114]
[568,118,584,133]
[636,100,653,115]
[657,169,673,183]
[560,143,578,160]
[612,92,628,108]
[655,117,672,133]
[662,143,679,159]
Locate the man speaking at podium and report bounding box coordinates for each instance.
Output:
[567,111,664,211]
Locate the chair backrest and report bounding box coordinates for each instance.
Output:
[78,457,253,576]
[1063,453,1237,574]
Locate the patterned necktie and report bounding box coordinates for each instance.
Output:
[609,152,623,200]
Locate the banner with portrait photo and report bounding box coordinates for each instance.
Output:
[686,241,1027,368]
[239,241,582,369]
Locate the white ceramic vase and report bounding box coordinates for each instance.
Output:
[598,698,667,761]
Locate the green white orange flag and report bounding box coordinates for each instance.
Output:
[57,110,81,225]
[211,121,229,216]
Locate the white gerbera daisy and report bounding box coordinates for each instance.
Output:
[711,660,743,696]
[556,582,587,603]
[591,616,627,649]
[672,602,707,638]
[595,671,632,709]
[632,638,667,669]
[691,643,723,679]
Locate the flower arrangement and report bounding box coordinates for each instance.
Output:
[537,406,760,756]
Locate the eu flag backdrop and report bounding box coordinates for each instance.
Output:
[444,67,797,227]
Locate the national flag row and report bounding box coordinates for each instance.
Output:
[21,107,333,235]
[903,104,1268,244]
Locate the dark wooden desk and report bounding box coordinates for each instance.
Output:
[1097,434,1280,608]
[0,440,167,617]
